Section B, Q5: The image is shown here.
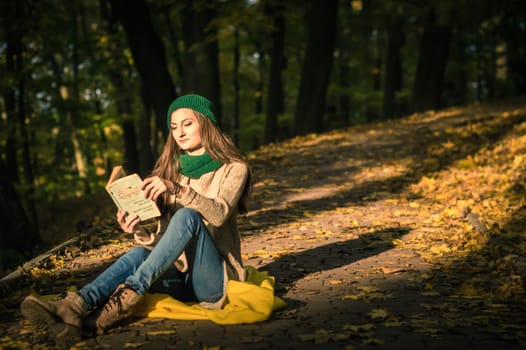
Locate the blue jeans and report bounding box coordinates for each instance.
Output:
[77,208,225,308]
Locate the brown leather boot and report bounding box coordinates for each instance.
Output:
[95,284,143,334]
[21,291,88,346]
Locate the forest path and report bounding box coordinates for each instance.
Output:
[2,96,526,349]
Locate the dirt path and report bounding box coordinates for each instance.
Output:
[1,97,526,349]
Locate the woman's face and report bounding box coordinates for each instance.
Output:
[170,108,204,155]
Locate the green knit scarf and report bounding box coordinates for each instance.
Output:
[178,152,223,178]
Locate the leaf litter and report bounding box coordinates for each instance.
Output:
[1,98,526,348]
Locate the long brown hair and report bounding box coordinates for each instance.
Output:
[151,111,252,214]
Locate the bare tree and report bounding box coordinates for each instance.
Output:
[293,0,338,136]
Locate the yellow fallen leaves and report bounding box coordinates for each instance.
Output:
[494,276,525,301]
[422,157,440,171]
[414,175,437,191]
[380,266,404,274]
[297,329,350,344]
[146,330,177,336]
[368,308,389,320]
[316,229,334,237]
[296,307,404,346]
[0,337,31,350]
[443,207,463,218]
[450,278,492,300]
[348,219,360,227]
[441,140,456,150]
[456,156,478,169]
[296,324,385,346]
[329,279,343,285]
[239,335,264,344]
[368,308,402,327]
[26,266,54,278]
[343,323,374,332]
[409,318,440,334]
[342,286,394,301]
[512,154,523,169]
[409,201,420,208]
[429,244,451,256]
[415,242,457,262]
[246,248,291,259]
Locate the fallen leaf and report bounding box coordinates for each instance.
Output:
[369,308,389,320]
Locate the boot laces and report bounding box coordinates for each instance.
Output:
[105,286,130,314]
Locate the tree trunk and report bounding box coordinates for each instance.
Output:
[232,26,240,145]
[2,0,40,236]
[139,87,155,175]
[382,16,404,119]
[181,0,222,123]
[18,79,39,232]
[100,0,141,174]
[359,0,380,121]
[411,6,452,113]
[0,153,40,253]
[502,12,526,96]
[119,82,143,174]
[3,46,18,185]
[445,33,468,106]
[293,0,338,136]
[70,2,90,195]
[255,47,265,116]
[57,86,89,197]
[80,2,112,175]
[162,8,185,91]
[264,0,285,143]
[109,0,176,135]
[337,0,352,127]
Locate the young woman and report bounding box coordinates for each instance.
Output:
[21,94,251,345]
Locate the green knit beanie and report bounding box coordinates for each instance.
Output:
[166,94,217,129]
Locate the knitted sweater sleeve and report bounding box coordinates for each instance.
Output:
[176,162,248,227]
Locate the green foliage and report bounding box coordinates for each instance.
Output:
[235,112,294,152]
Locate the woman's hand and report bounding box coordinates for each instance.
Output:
[116,209,141,234]
[141,176,173,201]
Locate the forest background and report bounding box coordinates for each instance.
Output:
[0,0,525,275]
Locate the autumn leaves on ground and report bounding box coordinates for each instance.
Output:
[243,96,526,346]
[2,97,526,348]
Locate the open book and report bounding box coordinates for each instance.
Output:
[105,166,161,221]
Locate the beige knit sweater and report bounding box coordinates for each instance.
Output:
[134,161,249,307]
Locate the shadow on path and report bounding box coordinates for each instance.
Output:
[259,226,410,294]
[245,106,526,236]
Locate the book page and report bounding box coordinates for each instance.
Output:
[108,165,126,184]
[105,170,161,221]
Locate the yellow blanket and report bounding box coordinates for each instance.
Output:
[132,266,287,324]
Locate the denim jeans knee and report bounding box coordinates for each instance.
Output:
[171,207,201,225]
[124,207,225,302]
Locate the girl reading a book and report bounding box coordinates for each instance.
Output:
[21,94,252,345]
